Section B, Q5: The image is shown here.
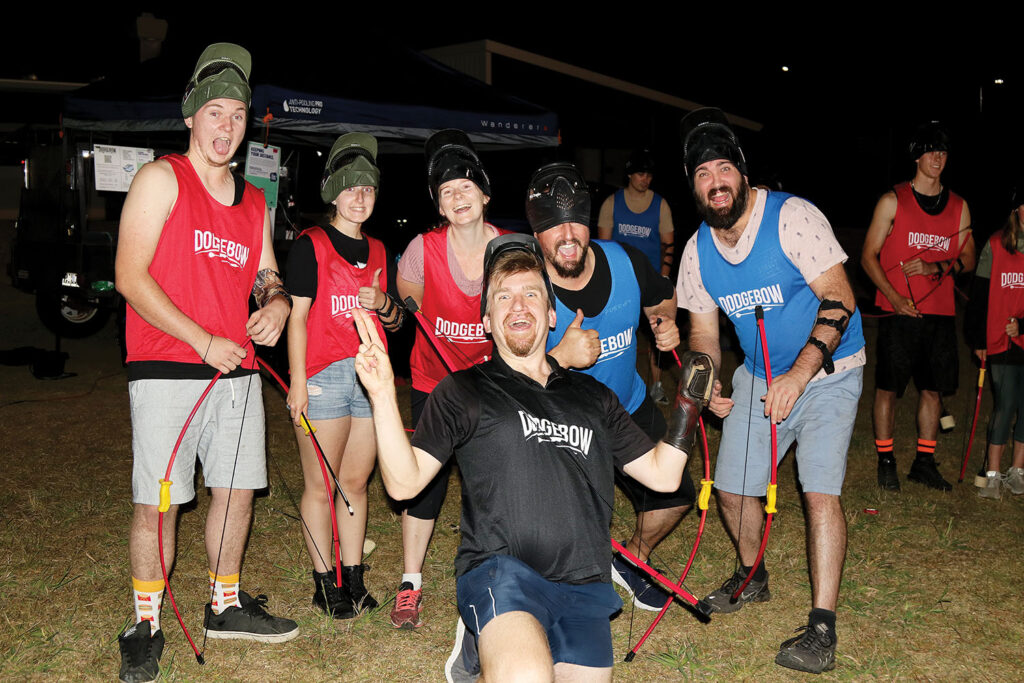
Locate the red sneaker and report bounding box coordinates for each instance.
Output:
[390,582,423,629]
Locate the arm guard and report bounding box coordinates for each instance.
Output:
[663,351,714,454]
[253,268,291,308]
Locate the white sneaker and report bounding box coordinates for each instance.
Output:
[1004,467,1024,495]
[978,471,1002,500]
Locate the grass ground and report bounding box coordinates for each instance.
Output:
[1,221,1022,680]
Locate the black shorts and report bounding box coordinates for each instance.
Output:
[875,315,958,397]
[404,388,452,520]
[615,395,697,512]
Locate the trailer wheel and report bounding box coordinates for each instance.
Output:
[36,292,112,338]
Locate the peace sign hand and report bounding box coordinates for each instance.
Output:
[352,308,394,399]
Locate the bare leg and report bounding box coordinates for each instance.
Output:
[716,490,764,566]
[478,611,553,683]
[554,662,611,682]
[986,442,1007,473]
[917,390,941,442]
[205,487,253,577]
[625,506,689,563]
[401,513,436,574]
[337,417,377,566]
[804,492,846,611]
[295,416,350,572]
[872,389,897,441]
[1013,441,1024,469]
[130,503,178,582]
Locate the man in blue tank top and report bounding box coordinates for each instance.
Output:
[677,108,865,675]
[523,162,699,615]
[598,149,677,405]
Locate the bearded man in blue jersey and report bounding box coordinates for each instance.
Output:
[676,108,865,675]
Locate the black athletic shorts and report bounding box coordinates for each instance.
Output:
[875,314,958,397]
[615,394,697,512]
[404,388,452,520]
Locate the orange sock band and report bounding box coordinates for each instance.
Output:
[875,438,894,454]
[917,439,937,455]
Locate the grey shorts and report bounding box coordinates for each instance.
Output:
[715,365,863,496]
[130,376,267,505]
[306,357,372,420]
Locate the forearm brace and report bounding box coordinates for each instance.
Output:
[253,268,291,308]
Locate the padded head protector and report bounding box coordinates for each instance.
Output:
[680,107,747,186]
[320,133,380,202]
[625,148,655,176]
[425,129,491,205]
[525,162,591,233]
[182,42,252,118]
[480,233,555,317]
[909,121,951,160]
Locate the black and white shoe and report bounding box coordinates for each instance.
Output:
[204,590,299,643]
[702,568,770,614]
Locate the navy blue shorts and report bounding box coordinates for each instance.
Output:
[456,555,622,668]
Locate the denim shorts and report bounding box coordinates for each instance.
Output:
[456,555,622,668]
[715,365,863,496]
[306,358,372,420]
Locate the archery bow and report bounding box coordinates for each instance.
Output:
[157,371,222,664]
[730,305,778,603]
[255,357,355,587]
[958,356,987,483]
[403,297,713,622]
[624,412,713,661]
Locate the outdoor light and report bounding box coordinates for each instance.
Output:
[994,78,1004,85]
[781,66,789,72]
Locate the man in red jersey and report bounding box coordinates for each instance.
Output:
[114,43,296,683]
[862,122,975,492]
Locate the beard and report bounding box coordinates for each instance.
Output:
[502,316,538,358]
[545,239,589,279]
[697,178,750,229]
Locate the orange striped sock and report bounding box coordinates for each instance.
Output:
[132,577,164,632]
[209,571,240,614]
[875,438,894,459]
[917,439,937,458]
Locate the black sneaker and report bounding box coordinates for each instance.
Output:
[703,568,770,614]
[341,564,379,612]
[204,590,299,642]
[775,622,837,674]
[312,570,357,619]
[611,552,670,611]
[444,616,481,683]
[877,456,900,491]
[907,456,952,491]
[117,620,163,683]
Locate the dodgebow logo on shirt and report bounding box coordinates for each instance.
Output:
[618,223,652,239]
[518,410,594,458]
[194,229,250,269]
[330,294,375,319]
[907,232,951,252]
[1002,272,1024,289]
[597,327,634,363]
[434,317,487,344]
[717,284,785,318]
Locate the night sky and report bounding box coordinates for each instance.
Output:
[5,13,1022,233]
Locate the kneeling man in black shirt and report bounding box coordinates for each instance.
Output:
[352,234,706,681]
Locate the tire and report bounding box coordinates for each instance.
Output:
[35,291,112,339]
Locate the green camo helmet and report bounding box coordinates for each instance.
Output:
[181,43,252,119]
[320,133,380,202]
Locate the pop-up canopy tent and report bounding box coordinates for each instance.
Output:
[62,43,558,151]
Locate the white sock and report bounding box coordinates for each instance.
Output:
[132,578,164,632]
[209,572,240,614]
[402,573,422,591]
